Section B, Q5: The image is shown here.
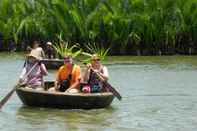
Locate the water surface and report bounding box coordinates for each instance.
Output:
[1,53,197,131]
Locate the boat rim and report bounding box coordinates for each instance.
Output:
[16,87,114,97]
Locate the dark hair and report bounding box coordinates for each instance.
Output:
[33,40,40,45]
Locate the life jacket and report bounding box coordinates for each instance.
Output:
[59,64,74,92]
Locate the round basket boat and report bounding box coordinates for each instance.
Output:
[41,59,64,69]
[16,81,114,109]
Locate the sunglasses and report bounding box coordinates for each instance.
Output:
[92,59,100,61]
[64,58,71,63]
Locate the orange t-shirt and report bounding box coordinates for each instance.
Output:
[56,64,81,87]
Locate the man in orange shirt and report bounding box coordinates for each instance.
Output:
[49,56,81,93]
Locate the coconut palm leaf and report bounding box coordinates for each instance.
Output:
[83,42,109,60]
[52,33,82,58]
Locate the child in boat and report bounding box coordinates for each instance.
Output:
[19,51,48,90]
[48,56,81,93]
[82,54,109,93]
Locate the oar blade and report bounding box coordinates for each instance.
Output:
[0,86,17,109]
[104,82,122,100]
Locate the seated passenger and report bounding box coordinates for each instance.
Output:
[45,42,56,59]
[30,41,45,59]
[82,54,109,93]
[49,56,81,93]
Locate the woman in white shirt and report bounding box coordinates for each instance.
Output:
[82,54,109,93]
[30,41,45,59]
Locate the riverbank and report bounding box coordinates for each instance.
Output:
[1,52,197,65]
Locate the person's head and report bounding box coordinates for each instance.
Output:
[27,51,41,63]
[32,41,40,49]
[26,46,32,53]
[46,42,52,47]
[64,56,73,66]
[91,54,101,67]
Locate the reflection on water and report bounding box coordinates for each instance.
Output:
[1,54,197,131]
[15,106,116,131]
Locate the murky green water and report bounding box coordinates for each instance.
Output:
[1,53,197,131]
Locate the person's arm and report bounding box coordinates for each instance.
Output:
[69,79,80,90]
[83,66,90,83]
[52,48,56,59]
[102,66,109,80]
[19,67,27,83]
[54,67,62,90]
[54,80,59,91]
[68,66,81,89]
[41,48,46,58]
[95,66,109,81]
[26,46,32,53]
[40,63,48,76]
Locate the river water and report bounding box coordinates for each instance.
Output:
[0,53,197,131]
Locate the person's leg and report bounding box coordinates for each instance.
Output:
[48,87,57,92]
[25,85,44,91]
[35,86,44,91]
[25,86,32,90]
[66,88,79,93]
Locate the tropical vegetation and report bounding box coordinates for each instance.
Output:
[52,33,82,58]
[0,0,196,55]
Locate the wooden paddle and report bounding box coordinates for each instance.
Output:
[0,62,39,109]
[89,67,122,100]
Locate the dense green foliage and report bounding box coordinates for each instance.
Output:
[0,0,196,55]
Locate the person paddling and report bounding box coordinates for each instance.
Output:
[48,55,81,93]
[82,54,109,93]
[19,51,48,91]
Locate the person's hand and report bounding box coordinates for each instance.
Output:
[65,88,70,93]
[54,81,59,91]
[93,69,99,73]
[18,78,26,86]
[38,60,42,65]
[54,84,60,91]
[18,78,24,84]
[86,63,91,69]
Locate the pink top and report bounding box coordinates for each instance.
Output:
[20,62,48,87]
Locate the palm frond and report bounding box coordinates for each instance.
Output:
[52,33,82,58]
[83,42,109,60]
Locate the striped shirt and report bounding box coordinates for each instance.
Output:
[20,62,48,87]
